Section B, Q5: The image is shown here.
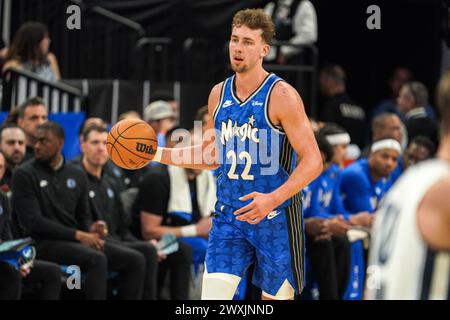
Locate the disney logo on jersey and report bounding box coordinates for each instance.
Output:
[220,115,259,145]
[251,100,263,107]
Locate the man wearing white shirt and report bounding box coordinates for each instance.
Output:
[264,0,318,64]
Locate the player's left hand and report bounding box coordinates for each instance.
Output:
[234,192,278,225]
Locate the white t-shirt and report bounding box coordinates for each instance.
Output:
[265,0,318,60]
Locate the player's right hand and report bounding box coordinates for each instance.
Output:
[234,192,278,224]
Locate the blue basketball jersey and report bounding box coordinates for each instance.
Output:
[339,159,390,214]
[213,73,297,209]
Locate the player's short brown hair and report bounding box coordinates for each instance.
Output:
[18,96,47,119]
[436,69,450,136]
[232,8,275,44]
[37,121,65,141]
[81,124,107,142]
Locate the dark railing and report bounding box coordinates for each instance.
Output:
[264,42,319,118]
[134,37,175,82]
[89,5,146,38]
[71,1,146,79]
[1,68,84,112]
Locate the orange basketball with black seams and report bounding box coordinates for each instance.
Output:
[107,119,158,170]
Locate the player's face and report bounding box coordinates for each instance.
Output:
[0,128,26,165]
[82,131,109,167]
[390,68,411,97]
[229,25,269,74]
[0,153,6,180]
[371,149,399,178]
[169,100,179,122]
[34,129,62,162]
[18,105,48,140]
[332,144,348,167]
[319,72,331,95]
[402,143,430,171]
[79,117,106,143]
[396,85,415,114]
[160,117,175,134]
[382,116,403,142]
[319,151,330,170]
[40,33,50,55]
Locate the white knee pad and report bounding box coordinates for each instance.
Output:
[201,265,241,300]
[262,279,295,300]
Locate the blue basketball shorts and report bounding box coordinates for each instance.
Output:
[205,200,305,296]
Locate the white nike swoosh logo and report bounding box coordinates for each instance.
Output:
[267,210,281,220]
[222,101,233,108]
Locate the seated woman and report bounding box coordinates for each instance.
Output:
[2,21,60,82]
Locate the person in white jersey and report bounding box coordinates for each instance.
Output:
[365,70,450,300]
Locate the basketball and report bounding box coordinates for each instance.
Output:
[107,119,158,170]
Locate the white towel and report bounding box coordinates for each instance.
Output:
[167,166,216,220]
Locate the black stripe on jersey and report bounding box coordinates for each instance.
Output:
[285,136,293,174]
[212,80,226,122]
[286,200,305,293]
[284,128,305,292]
[277,110,304,292]
[279,133,303,291]
[280,135,287,173]
[287,137,294,174]
[420,249,436,300]
[280,135,294,175]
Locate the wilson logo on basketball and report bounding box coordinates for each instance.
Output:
[136,142,156,155]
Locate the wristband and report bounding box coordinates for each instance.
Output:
[180,225,197,237]
[153,147,163,163]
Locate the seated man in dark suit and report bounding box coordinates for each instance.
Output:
[0,151,61,300]
[397,81,438,145]
[12,122,145,300]
[78,124,158,300]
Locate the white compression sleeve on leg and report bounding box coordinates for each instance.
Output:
[201,266,241,300]
[262,279,295,300]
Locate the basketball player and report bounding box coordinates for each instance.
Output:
[365,70,450,300]
[150,9,322,300]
